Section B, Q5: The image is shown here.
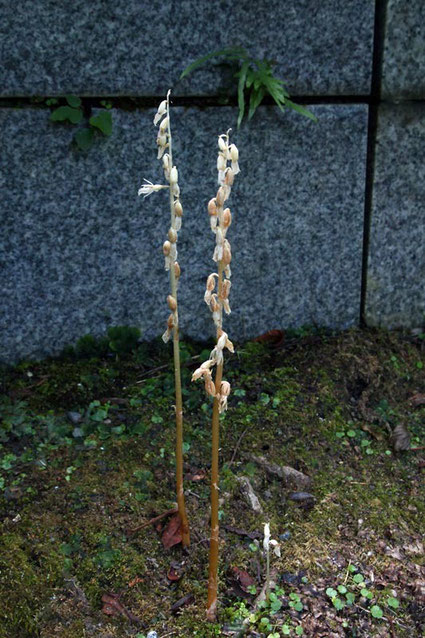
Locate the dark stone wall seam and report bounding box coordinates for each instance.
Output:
[360,0,388,326]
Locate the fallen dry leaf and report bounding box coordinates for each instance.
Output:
[161,513,182,549]
[252,329,284,347]
[230,566,255,591]
[170,593,195,614]
[186,469,207,481]
[409,393,425,407]
[101,593,140,623]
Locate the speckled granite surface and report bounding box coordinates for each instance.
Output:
[382,0,425,98]
[0,0,374,97]
[365,104,425,328]
[0,104,368,362]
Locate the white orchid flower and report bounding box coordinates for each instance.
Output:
[138,179,169,198]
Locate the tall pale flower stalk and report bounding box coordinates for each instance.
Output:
[138,91,190,548]
[192,130,240,621]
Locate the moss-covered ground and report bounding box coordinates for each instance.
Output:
[0,328,424,637]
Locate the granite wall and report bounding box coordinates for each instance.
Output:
[0,0,423,362]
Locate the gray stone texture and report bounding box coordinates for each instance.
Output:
[382,0,425,99]
[0,0,374,97]
[365,103,425,328]
[0,104,368,362]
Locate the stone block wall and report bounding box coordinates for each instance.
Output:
[0,0,423,362]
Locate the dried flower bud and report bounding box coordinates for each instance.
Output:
[216,187,226,207]
[167,313,174,329]
[167,295,177,311]
[221,279,231,299]
[217,330,228,351]
[168,228,177,243]
[174,200,183,217]
[162,153,170,170]
[208,198,217,216]
[210,295,220,313]
[174,261,181,279]
[224,167,234,186]
[207,273,217,291]
[222,299,231,314]
[222,208,232,228]
[222,239,232,265]
[170,166,178,184]
[204,374,216,397]
[163,240,171,255]
[220,380,231,396]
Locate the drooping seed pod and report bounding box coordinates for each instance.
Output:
[167,295,177,311]
[163,240,171,255]
[174,200,183,217]
[168,228,177,243]
[174,261,181,279]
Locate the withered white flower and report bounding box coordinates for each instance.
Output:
[138,179,169,198]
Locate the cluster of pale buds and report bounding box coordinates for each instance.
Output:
[138,92,184,344]
[205,132,239,326]
[263,523,281,558]
[191,330,234,412]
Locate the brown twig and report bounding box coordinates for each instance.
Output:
[126,508,177,536]
[228,426,251,466]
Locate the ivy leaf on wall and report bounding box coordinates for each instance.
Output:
[90,111,113,136]
[50,106,83,124]
[74,128,94,151]
[65,95,82,108]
